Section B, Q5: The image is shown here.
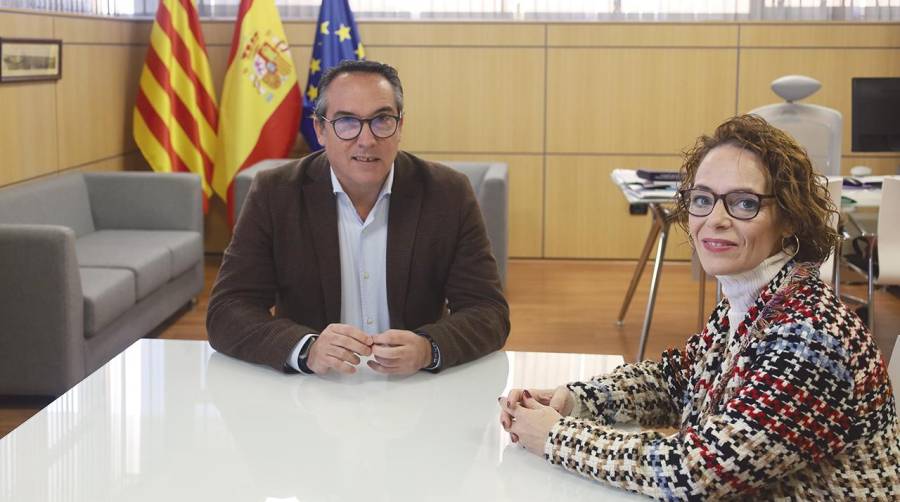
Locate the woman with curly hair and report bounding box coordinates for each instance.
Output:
[499,114,900,500]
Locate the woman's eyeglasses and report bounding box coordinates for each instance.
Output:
[679,188,774,220]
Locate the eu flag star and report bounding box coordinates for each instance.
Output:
[319,21,329,35]
[335,24,352,42]
[306,85,318,101]
[310,58,321,74]
[355,43,365,60]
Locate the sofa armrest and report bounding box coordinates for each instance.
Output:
[84,172,203,232]
[0,224,86,396]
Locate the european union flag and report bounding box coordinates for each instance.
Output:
[300,0,365,151]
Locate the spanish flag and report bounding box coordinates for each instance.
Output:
[212,0,301,221]
[133,0,217,211]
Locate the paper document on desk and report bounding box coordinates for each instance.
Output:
[611,169,678,200]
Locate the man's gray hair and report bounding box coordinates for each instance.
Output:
[313,60,404,119]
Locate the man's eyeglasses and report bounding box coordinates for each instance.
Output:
[318,113,401,141]
[679,188,775,220]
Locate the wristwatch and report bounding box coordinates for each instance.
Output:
[418,333,440,370]
[297,335,318,374]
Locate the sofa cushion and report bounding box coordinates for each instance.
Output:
[107,230,202,277]
[80,267,136,338]
[75,230,202,300]
[75,231,172,300]
[0,174,95,237]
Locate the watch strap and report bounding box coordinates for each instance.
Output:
[297,335,318,374]
[417,333,440,370]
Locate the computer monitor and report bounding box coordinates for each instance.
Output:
[852,77,900,152]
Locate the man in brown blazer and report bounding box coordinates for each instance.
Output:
[207,60,509,376]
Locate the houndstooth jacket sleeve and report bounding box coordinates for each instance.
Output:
[544,262,900,501]
[565,345,695,429]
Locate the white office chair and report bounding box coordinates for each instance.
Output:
[877,177,900,288]
[889,335,900,407]
[750,75,842,177]
[856,177,900,330]
[819,177,843,290]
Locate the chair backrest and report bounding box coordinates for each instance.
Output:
[751,104,842,176]
[877,177,900,285]
[232,158,509,287]
[232,159,294,224]
[749,75,842,177]
[437,161,509,287]
[890,335,900,408]
[819,177,842,284]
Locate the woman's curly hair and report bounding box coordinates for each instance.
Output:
[673,114,839,264]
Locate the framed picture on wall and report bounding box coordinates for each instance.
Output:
[0,38,63,83]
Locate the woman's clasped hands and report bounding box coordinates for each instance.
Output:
[498,386,576,455]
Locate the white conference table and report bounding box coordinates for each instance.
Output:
[0,339,645,501]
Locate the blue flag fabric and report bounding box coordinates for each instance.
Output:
[300,0,365,151]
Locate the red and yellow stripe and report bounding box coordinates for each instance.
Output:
[133,0,217,209]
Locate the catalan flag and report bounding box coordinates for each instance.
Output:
[212,0,301,221]
[133,0,217,210]
[300,0,365,151]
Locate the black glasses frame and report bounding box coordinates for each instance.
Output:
[318,113,402,141]
[679,188,775,221]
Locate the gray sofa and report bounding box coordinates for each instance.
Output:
[0,172,204,396]
[232,159,509,286]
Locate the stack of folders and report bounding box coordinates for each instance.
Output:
[611,169,681,201]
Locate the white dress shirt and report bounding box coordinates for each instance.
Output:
[287,166,394,372]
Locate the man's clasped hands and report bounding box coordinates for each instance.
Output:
[306,323,432,376]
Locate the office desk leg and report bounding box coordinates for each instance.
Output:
[617,216,662,326]
[636,207,671,362]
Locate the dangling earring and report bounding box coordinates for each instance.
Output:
[781,234,800,257]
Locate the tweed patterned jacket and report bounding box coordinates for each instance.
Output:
[546,261,900,501]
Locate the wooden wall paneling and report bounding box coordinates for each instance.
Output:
[288,46,314,90]
[366,46,545,153]
[199,21,236,47]
[0,12,59,186]
[546,48,738,154]
[842,156,900,176]
[283,22,316,49]
[548,23,737,47]
[544,155,692,259]
[740,24,900,48]
[359,22,544,46]
[202,45,231,98]
[0,83,59,186]
[55,45,143,169]
[54,16,149,44]
[419,153,544,258]
[738,48,900,156]
[0,10,54,37]
[69,151,144,174]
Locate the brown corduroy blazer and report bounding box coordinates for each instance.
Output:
[206,150,510,372]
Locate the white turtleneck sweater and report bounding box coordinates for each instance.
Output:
[716,251,792,347]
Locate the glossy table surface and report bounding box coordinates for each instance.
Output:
[0,339,644,501]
